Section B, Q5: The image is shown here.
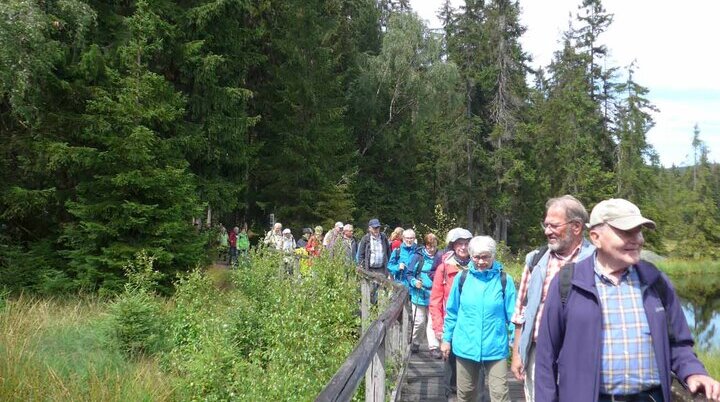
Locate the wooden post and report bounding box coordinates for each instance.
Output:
[361,278,371,334]
[366,332,386,402]
[387,317,399,360]
[402,300,410,354]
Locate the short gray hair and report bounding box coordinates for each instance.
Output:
[546,195,589,225]
[468,236,497,257]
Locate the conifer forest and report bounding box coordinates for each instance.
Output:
[2,0,719,294]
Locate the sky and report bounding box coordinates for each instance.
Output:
[408,0,720,167]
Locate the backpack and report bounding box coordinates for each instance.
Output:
[558,261,676,343]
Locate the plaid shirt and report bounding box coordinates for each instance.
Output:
[594,263,661,395]
[511,245,581,340]
[369,234,384,268]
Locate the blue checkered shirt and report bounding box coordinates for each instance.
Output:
[369,234,384,268]
[594,262,661,395]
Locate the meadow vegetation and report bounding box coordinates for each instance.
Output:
[0,250,360,401]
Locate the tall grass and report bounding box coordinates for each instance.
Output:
[697,349,720,379]
[0,295,174,401]
[657,259,720,275]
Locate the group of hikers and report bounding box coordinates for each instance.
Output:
[215,195,720,402]
[355,196,720,402]
[216,221,359,273]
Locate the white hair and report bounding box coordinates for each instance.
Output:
[403,229,416,238]
[468,236,497,256]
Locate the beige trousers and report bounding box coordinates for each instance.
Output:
[456,356,509,402]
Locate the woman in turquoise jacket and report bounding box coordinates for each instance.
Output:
[405,233,441,357]
[387,228,417,286]
[441,236,516,402]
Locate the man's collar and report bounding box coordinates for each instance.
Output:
[550,241,583,262]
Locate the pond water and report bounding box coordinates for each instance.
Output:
[669,273,720,351]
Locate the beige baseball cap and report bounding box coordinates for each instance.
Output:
[588,198,656,230]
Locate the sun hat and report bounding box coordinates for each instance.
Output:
[446,228,472,244]
[588,198,656,230]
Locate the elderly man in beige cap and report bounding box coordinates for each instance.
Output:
[534,198,720,402]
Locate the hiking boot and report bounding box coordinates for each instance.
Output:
[430,348,442,359]
[410,343,419,353]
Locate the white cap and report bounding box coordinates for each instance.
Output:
[446,228,472,244]
[335,221,343,228]
[588,198,656,230]
[282,228,291,234]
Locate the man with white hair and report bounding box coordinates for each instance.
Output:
[535,198,720,402]
[323,221,344,249]
[335,224,358,264]
[510,195,595,401]
[263,222,284,250]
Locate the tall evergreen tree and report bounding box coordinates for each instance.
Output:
[483,0,532,242]
[174,0,262,225]
[62,0,204,291]
[0,0,98,291]
[614,62,659,202]
[675,126,720,258]
[248,0,359,230]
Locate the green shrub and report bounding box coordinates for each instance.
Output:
[106,252,167,357]
[162,249,360,400]
[108,290,167,357]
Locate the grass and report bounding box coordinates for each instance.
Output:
[697,349,720,379]
[656,259,720,275]
[0,295,175,401]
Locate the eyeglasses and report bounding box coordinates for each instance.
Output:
[403,237,416,241]
[471,254,493,261]
[540,221,574,231]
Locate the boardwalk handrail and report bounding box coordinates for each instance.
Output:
[316,268,409,402]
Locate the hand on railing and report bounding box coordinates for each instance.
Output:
[686,374,720,401]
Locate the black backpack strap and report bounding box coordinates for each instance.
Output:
[500,271,507,300]
[413,253,423,278]
[522,246,549,308]
[559,262,576,307]
[458,269,469,295]
[528,245,549,274]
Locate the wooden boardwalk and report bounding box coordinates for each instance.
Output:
[399,346,525,402]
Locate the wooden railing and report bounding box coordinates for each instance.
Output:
[316,268,413,402]
[316,268,710,402]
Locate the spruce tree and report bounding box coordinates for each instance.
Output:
[63,0,204,291]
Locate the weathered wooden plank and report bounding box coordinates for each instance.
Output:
[366,341,385,402]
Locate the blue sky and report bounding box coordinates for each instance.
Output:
[409,0,720,167]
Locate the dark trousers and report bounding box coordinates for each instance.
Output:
[599,386,663,402]
[445,349,457,396]
[367,267,386,305]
